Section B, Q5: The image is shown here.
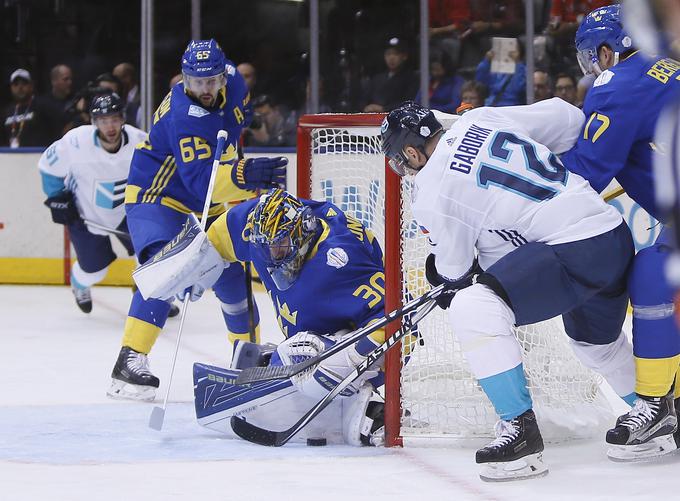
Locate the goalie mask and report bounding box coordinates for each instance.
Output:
[249,189,318,291]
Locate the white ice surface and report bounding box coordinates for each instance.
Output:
[0,284,675,501]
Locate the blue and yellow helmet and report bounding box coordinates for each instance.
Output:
[181,39,227,78]
[575,5,634,75]
[249,189,318,290]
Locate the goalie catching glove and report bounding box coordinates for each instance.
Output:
[425,253,480,309]
[132,213,225,301]
[44,191,81,225]
[231,156,287,191]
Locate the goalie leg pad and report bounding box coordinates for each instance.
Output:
[341,383,385,446]
[133,214,225,301]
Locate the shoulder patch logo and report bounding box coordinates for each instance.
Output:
[593,70,614,87]
[327,247,349,269]
[188,104,209,118]
[325,207,337,217]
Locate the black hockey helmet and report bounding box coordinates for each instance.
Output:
[381,100,443,176]
[90,92,125,119]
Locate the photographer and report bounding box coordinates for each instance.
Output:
[243,94,296,147]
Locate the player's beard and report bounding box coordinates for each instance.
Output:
[198,93,216,107]
[99,128,123,152]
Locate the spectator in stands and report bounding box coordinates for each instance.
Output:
[415,53,464,114]
[362,37,418,113]
[475,44,526,107]
[460,80,487,108]
[113,63,141,127]
[554,72,578,106]
[428,0,471,68]
[533,70,553,102]
[237,62,258,97]
[243,94,296,147]
[41,64,74,135]
[1,69,60,147]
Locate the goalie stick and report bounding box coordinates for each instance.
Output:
[148,129,229,432]
[230,291,441,446]
[235,283,448,385]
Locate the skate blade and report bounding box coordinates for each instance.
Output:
[479,453,549,482]
[106,379,156,402]
[607,434,679,462]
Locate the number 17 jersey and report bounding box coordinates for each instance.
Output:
[412,98,622,281]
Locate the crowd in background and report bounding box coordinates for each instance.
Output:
[1,0,613,149]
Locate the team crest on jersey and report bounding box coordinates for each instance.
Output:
[188,104,209,118]
[326,247,348,269]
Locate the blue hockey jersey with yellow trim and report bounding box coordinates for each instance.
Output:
[208,198,386,341]
[561,52,680,219]
[126,63,254,215]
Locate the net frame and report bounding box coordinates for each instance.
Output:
[296,113,612,448]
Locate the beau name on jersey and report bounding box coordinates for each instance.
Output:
[448,123,493,174]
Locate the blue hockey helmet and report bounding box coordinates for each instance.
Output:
[248,189,318,291]
[381,100,443,176]
[181,39,228,105]
[575,5,634,75]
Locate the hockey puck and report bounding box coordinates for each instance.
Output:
[306,437,327,446]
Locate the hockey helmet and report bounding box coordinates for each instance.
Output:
[90,93,125,120]
[181,39,228,101]
[249,189,318,291]
[575,5,633,75]
[381,100,443,176]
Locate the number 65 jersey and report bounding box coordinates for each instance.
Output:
[412,97,623,281]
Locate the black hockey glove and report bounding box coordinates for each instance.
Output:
[425,253,479,309]
[44,191,81,225]
[231,156,287,191]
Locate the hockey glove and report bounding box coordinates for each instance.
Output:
[231,156,287,191]
[44,191,81,225]
[425,253,479,309]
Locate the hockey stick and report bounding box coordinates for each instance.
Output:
[235,283,447,385]
[230,292,441,446]
[603,186,625,203]
[245,261,257,343]
[82,219,131,239]
[149,129,229,431]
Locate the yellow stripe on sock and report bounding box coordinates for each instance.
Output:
[122,316,163,354]
[635,354,680,396]
[228,326,261,345]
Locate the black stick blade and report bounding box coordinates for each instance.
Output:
[230,415,287,446]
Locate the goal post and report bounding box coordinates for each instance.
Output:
[296,113,613,447]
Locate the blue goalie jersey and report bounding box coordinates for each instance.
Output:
[561,52,680,219]
[125,62,254,214]
[210,198,386,339]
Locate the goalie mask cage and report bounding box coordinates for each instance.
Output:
[297,113,612,447]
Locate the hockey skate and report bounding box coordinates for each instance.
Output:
[72,285,92,313]
[167,302,180,318]
[606,390,678,462]
[107,346,159,401]
[476,409,548,482]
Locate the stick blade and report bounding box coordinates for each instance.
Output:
[230,415,287,446]
[148,406,165,431]
[235,361,309,385]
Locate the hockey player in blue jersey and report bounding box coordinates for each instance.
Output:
[107,39,287,401]
[560,5,680,460]
[133,188,389,446]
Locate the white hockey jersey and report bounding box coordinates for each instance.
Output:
[412,98,623,281]
[38,125,147,236]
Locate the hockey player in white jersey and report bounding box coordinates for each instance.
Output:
[38,94,147,313]
[382,99,637,481]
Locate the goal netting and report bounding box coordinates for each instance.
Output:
[296,113,613,446]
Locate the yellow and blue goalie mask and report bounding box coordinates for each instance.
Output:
[249,189,318,291]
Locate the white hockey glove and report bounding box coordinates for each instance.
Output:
[133,214,226,301]
[275,331,379,401]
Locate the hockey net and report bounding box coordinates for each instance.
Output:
[296,114,613,447]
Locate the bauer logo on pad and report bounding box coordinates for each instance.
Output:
[326,247,348,269]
